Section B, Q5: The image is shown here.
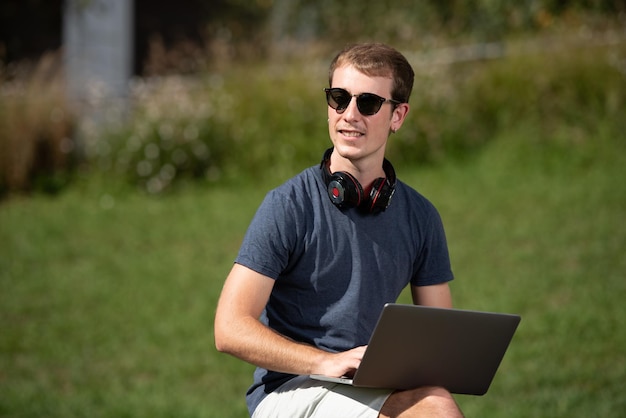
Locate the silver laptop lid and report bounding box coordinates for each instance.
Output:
[351,303,521,395]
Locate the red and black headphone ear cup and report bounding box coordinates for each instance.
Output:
[367,177,395,214]
[327,171,363,208]
[365,157,397,214]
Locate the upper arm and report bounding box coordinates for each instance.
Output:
[214,263,275,339]
[411,282,453,308]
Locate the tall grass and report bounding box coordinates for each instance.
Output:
[0,53,75,196]
[85,37,625,194]
[1,31,624,197]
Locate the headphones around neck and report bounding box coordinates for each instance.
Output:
[320,147,396,214]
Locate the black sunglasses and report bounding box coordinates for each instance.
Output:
[325,87,401,116]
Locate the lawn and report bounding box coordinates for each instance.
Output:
[1,130,625,417]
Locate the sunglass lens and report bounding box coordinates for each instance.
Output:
[327,89,351,111]
[356,94,383,115]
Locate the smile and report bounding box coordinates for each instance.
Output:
[339,129,364,137]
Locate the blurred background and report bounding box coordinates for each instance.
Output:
[1,1,625,417]
[1,0,625,194]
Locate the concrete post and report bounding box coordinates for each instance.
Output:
[63,0,133,129]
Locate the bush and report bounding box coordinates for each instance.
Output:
[3,31,624,195]
[86,75,234,194]
[387,41,626,166]
[93,62,329,193]
[91,39,626,192]
[0,53,76,196]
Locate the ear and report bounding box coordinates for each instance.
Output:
[390,103,410,133]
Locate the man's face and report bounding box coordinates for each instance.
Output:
[327,64,406,165]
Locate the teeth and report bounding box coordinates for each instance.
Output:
[341,131,362,137]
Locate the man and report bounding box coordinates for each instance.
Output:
[215,43,464,417]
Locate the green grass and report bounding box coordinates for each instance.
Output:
[400,130,626,416]
[2,128,625,416]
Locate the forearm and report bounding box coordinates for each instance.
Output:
[214,263,363,377]
[215,314,327,375]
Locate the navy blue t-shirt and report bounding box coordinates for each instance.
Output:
[235,164,454,415]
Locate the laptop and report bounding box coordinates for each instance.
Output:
[310,303,521,395]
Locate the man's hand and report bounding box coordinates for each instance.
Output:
[313,345,367,377]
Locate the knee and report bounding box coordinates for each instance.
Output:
[411,386,463,417]
[416,385,455,399]
[406,385,456,405]
[380,386,463,418]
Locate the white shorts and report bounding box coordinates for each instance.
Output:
[252,375,393,418]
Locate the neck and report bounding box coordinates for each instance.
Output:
[329,150,386,187]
